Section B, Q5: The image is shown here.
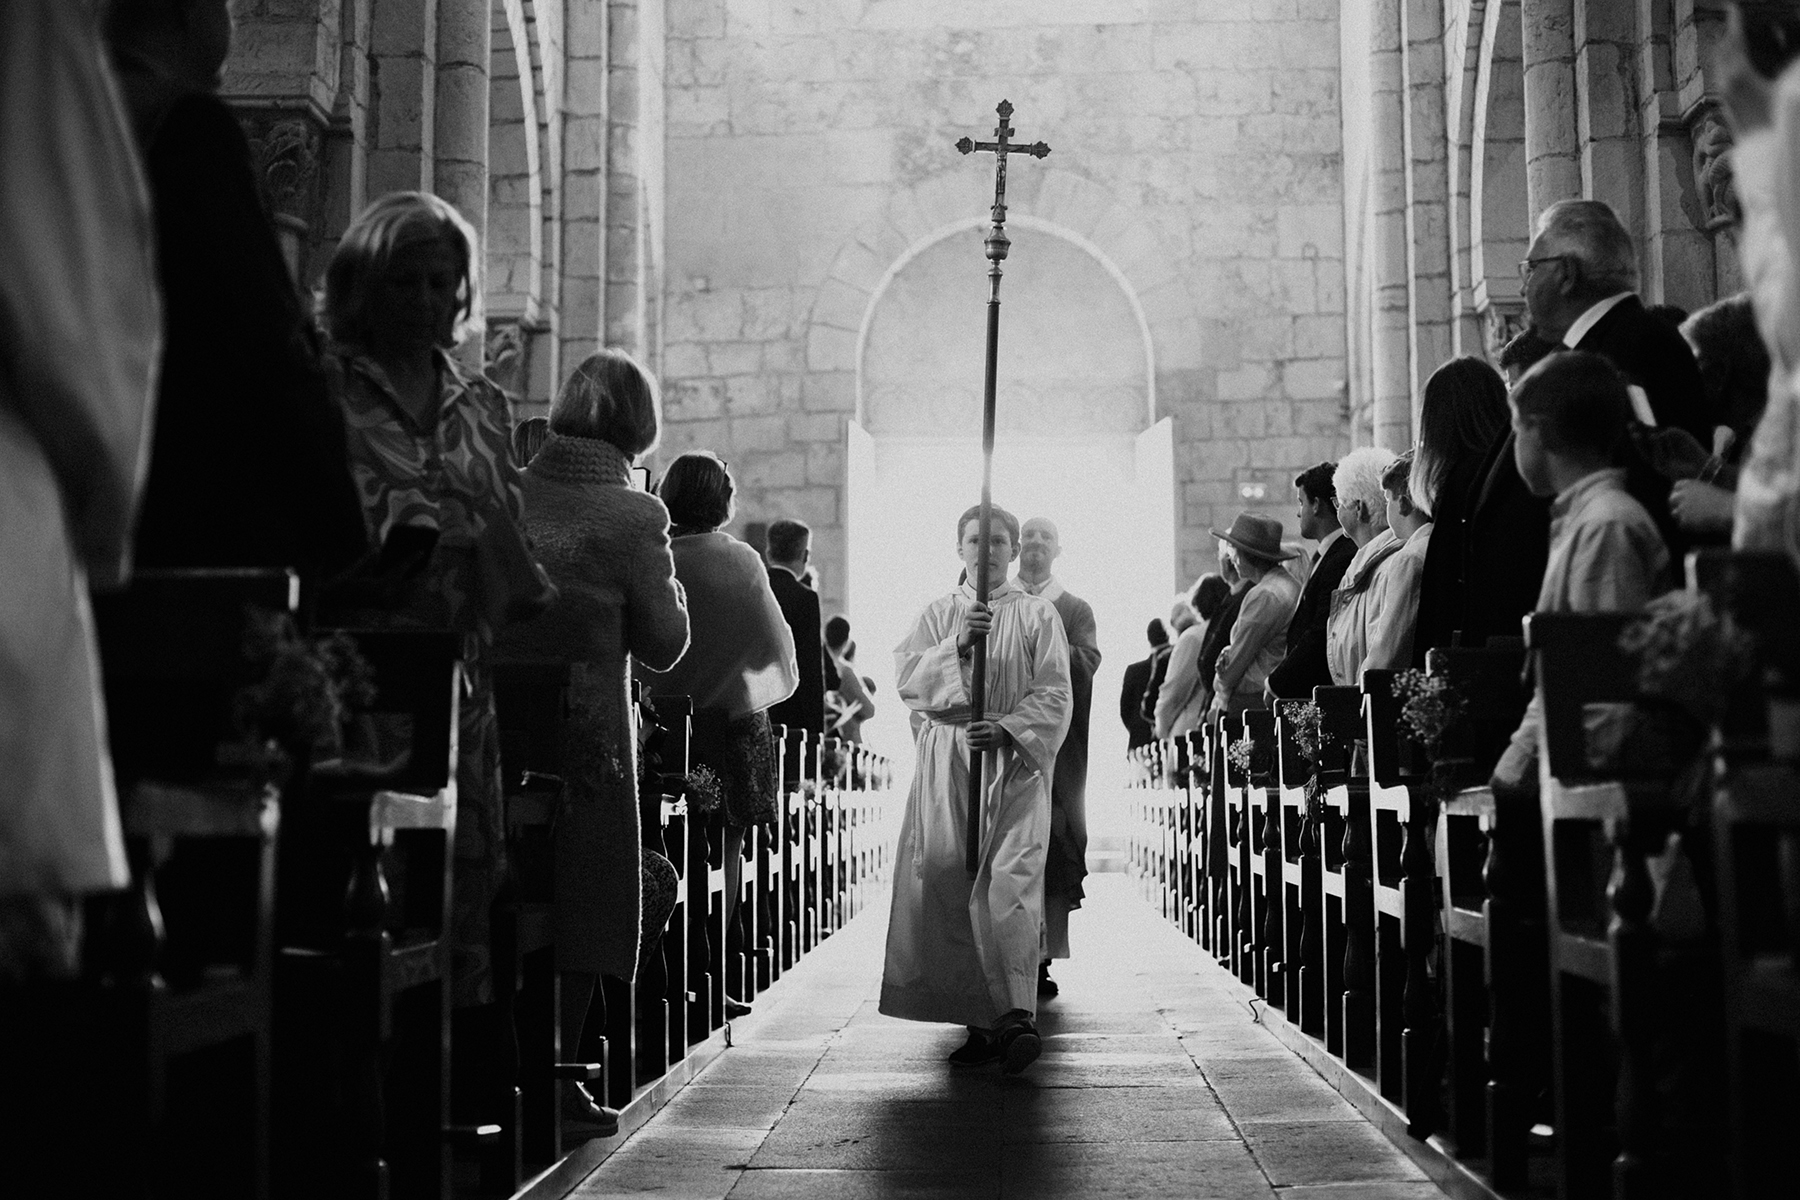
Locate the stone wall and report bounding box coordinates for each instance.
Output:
[658,0,1350,608]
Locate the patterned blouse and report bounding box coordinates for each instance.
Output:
[329,346,528,634]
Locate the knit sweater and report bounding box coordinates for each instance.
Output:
[497,432,689,977]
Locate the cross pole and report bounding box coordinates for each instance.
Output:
[955,100,1050,877]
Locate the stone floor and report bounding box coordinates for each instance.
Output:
[571,876,1450,1199]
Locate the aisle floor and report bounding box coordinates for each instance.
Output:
[572,876,1450,1199]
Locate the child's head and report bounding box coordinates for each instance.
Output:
[1381,452,1423,531]
[1508,351,1632,497]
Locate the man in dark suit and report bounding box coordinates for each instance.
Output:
[765,518,837,738]
[1120,619,1167,750]
[1265,461,1355,701]
[1520,198,1709,444]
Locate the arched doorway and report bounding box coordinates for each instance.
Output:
[843,221,1175,839]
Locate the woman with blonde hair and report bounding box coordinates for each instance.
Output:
[321,192,553,1040]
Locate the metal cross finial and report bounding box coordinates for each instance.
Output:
[951,100,1051,877]
[956,100,1051,279]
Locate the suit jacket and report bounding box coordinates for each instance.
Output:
[1460,430,1551,647]
[766,564,836,736]
[1120,657,1156,749]
[1575,295,1710,444]
[1266,532,1356,699]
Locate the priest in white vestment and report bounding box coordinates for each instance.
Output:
[880,504,1071,1074]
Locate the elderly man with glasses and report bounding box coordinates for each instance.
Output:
[1518,199,1710,443]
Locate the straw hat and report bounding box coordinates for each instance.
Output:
[1209,512,1295,564]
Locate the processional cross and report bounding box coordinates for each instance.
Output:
[955,100,1050,877]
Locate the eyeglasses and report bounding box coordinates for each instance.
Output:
[1518,255,1567,282]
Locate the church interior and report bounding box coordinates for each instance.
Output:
[5,0,1800,1197]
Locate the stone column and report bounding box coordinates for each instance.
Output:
[220,0,343,283]
[1402,0,1453,428]
[1371,0,1414,452]
[1522,0,1581,222]
[434,0,490,243]
[605,0,646,356]
[559,1,607,365]
[1575,0,1643,239]
[367,0,438,197]
[435,0,491,366]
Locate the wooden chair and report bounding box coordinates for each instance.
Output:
[1275,700,1323,1034]
[274,629,462,1200]
[1179,731,1207,948]
[635,790,684,1088]
[755,730,788,989]
[1219,714,1256,986]
[1302,686,1360,1059]
[1420,641,1542,1186]
[1202,718,1230,969]
[39,568,301,1200]
[1240,709,1282,1005]
[1153,739,1177,923]
[1361,668,1437,1138]
[1712,763,1800,1199]
[638,695,697,1071]
[1529,612,1712,1200]
[491,661,621,1179]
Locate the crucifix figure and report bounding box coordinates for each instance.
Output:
[955,101,1050,877]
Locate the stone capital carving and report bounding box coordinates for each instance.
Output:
[1690,103,1738,230]
[486,319,530,400]
[1480,299,1527,363]
[236,107,326,232]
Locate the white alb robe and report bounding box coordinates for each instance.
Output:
[879,579,1071,1027]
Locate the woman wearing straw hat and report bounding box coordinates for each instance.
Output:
[1207,513,1303,717]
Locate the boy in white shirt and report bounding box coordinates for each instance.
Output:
[1491,351,1671,787]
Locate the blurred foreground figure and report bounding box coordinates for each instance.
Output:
[104,0,366,576]
[1723,14,1800,567]
[0,0,162,972]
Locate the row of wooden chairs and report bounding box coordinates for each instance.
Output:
[1127,549,1800,1200]
[2,568,897,1200]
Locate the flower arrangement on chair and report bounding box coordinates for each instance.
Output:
[1616,590,1756,798]
[1390,668,1466,807]
[229,608,376,779]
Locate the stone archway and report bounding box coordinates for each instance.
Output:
[1469,0,1529,357]
[486,0,547,404]
[857,218,1155,438]
[804,166,1202,392]
[840,216,1173,791]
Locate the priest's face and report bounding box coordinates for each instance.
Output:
[959,518,1014,589]
[1017,518,1060,581]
